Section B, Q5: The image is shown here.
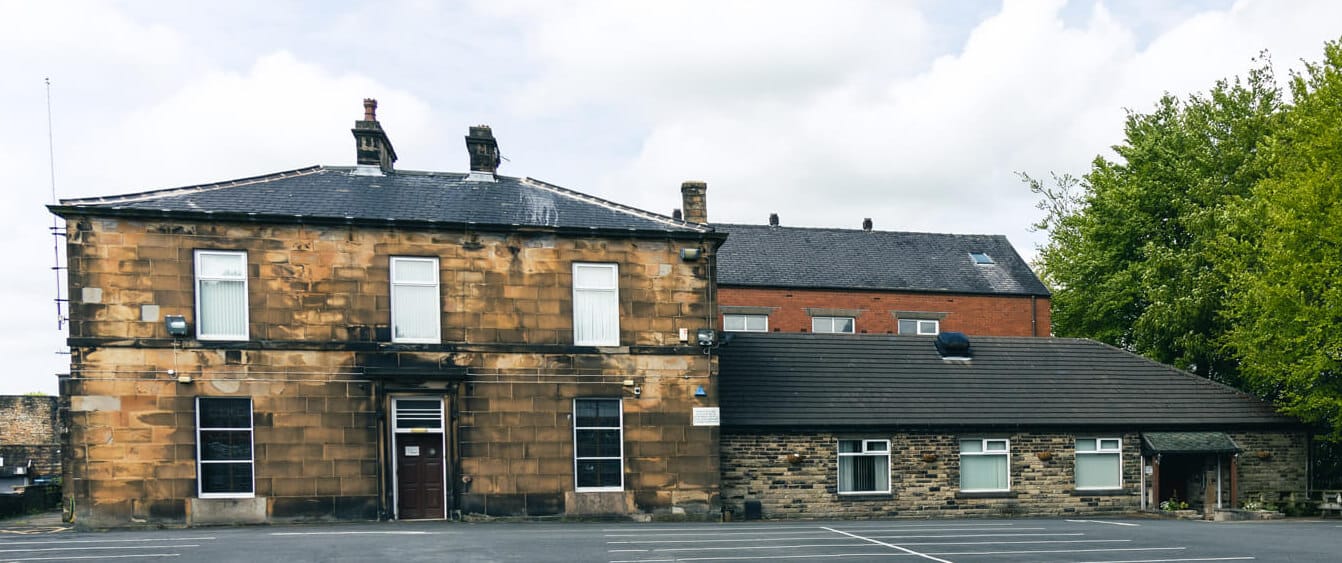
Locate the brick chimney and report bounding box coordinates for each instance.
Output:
[351,99,397,173]
[465,125,501,174]
[680,181,708,224]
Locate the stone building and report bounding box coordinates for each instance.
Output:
[0,395,61,492]
[49,100,726,527]
[712,220,1051,337]
[718,332,1307,519]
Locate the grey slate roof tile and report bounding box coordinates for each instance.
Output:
[712,223,1049,296]
[54,166,710,234]
[718,332,1295,429]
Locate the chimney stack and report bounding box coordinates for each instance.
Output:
[768,213,779,227]
[351,98,397,173]
[680,181,708,224]
[862,218,873,231]
[465,125,501,174]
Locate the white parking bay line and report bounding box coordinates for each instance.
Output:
[822,526,953,563]
[270,531,439,536]
[0,545,200,555]
[1072,558,1254,563]
[0,537,214,547]
[1066,519,1142,526]
[2,554,181,561]
[929,546,1184,557]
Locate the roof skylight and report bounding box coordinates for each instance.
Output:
[970,252,994,265]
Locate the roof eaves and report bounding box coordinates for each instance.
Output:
[56,165,327,207]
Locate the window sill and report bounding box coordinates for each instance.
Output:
[1071,489,1129,497]
[837,493,894,500]
[955,491,1017,499]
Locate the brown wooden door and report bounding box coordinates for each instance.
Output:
[396,433,445,519]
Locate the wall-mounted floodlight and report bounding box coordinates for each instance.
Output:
[696,328,716,347]
[165,315,189,337]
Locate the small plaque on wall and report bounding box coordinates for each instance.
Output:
[693,407,720,426]
[405,446,420,456]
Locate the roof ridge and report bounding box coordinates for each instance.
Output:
[713,222,1009,238]
[60,165,327,206]
[521,176,713,233]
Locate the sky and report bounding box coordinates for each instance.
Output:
[3,0,1340,395]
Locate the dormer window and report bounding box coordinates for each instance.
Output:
[969,252,994,265]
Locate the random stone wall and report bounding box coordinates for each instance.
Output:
[721,430,1145,519]
[0,395,61,476]
[1230,430,1310,504]
[718,287,1050,337]
[61,216,720,527]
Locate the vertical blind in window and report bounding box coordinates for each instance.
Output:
[960,439,1010,491]
[573,398,623,490]
[195,251,248,340]
[573,263,619,346]
[1075,438,1122,489]
[197,397,254,497]
[838,440,890,494]
[391,257,440,343]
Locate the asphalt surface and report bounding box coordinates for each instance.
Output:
[2,515,1341,562]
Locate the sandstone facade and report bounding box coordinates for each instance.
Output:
[0,395,61,477]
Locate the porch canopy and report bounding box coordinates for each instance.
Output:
[1142,432,1242,455]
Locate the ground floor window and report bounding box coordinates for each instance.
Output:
[838,439,890,494]
[1075,437,1122,489]
[960,438,1009,492]
[573,398,623,491]
[196,397,254,497]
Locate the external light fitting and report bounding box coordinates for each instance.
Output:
[165,315,189,337]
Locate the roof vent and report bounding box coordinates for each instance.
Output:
[934,331,971,359]
[768,213,779,227]
[862,218,873,231]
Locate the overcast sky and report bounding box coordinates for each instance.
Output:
[3,0,1339,395]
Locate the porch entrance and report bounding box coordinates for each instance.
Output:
[1143,432,1240,512]
[392,398,448,520]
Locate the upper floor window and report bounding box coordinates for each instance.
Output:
[838,439,890,494]
[960,438,1010,492]
[811,316,854,334]
[1076,438,1122,490]
[573,263,619,346]
[899,318,940,335]
[195,250,248,340]
[724,314,768,332]
[390,257,441,343]
[197,397,254,498]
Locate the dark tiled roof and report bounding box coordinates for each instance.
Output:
[53,166,711,235]
[1142,432,1242,454]
[712,223,1049,296]
[718,332,1295,429]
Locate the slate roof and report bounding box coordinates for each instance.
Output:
[1142,432,1242,454]
[51,166,712,236]
[717,332,1296,429]
[712,223,1049,296]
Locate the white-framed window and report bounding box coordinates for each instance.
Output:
[811,316,855,334]
[899,318,940,335]
[573,398,623,491]
[724,313,768,332]
[390,257,441,343]
[1076,437,1122,490]
[573,263,619,346]
[196,397,254,498]
[960,438,1010,492]
[838,439,890,494]
[195,250,248,340]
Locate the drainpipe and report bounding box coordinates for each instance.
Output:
[1030,296,1038,336]
[374,379,390,520]
[1216,456,1223,509]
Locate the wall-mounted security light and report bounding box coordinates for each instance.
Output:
[679,247,702,261]
[164,315,189,337]
[696,328,716,347]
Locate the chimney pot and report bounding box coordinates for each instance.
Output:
[862,218,873,231]
[351,98,397,173]
[680,181,708,224]
[768,213,779,227]
[465,125,501,174]
[672,209,683,221]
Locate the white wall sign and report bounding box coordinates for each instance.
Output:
[692,407,720,426]
[405,446,420,456]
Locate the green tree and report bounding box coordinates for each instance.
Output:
[1225,41,1342,438]
[1029,59,1281,384]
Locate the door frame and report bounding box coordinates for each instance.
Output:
[389,395,448,520]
